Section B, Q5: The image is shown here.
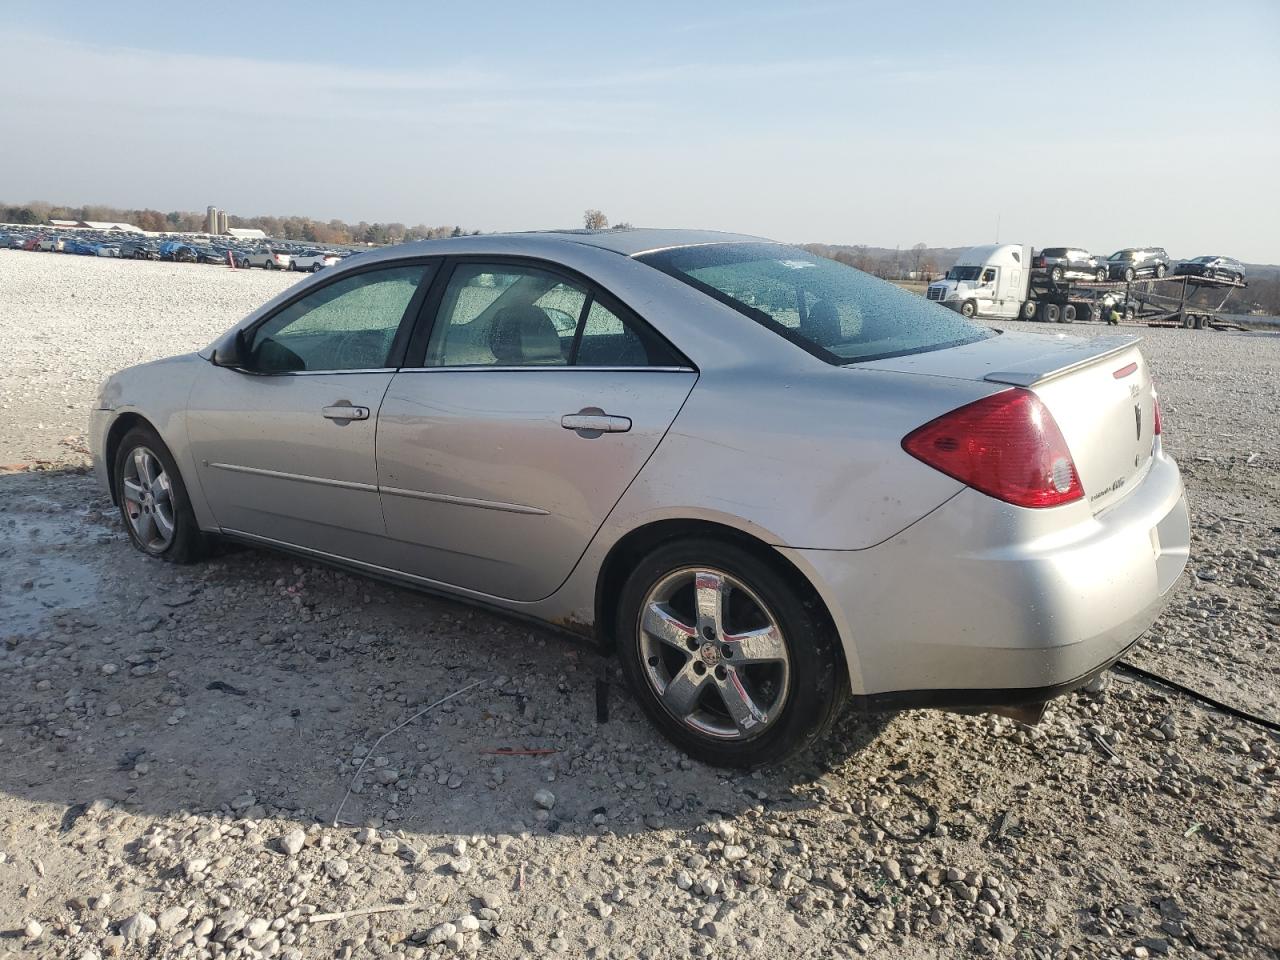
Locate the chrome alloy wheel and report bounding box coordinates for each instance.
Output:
[637,567,791,740]
[121,446,176,552]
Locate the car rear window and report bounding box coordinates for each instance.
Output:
[638,242,992,364]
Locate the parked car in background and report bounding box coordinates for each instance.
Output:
[19,235,41,250]
[1032,247,1108,283]
[290,250,342,272]
[159,241,199,263]
[246,248,293,270]
[1174,256,1246,285]
[196,246,232,265]
[118,241,159,260]
[1105,247,1170,281]
[37,237,66,252]
[89,229,1189,766]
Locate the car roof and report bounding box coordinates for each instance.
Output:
[391,228,771,260]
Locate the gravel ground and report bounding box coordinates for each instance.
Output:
[0,250,1277,960]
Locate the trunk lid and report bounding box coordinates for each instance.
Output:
[861,331,1156,515]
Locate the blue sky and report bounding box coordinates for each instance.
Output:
[3,1,1278,260]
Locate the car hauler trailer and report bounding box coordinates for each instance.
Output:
[926,245,1247,330]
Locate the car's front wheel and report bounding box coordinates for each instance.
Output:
[114,426,207,563]
[616,538,845,768]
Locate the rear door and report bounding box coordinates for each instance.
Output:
[187,260,436,559]
[375,259,696,602]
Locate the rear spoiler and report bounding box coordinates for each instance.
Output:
[984,335,1140,388]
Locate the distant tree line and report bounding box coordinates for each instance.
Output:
[0,200,479,246]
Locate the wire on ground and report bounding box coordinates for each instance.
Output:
[1115,661,1280,734]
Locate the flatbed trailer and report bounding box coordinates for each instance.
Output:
[1025,272,1248,330]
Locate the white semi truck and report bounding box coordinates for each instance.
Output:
[925,244,1032,320]
[926,243,1244,328]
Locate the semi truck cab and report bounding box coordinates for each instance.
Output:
[926,243,1032,319]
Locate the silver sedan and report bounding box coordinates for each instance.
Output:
[90,229,1190,767]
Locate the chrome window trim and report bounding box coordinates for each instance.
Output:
[394,365,695,374]
[225,367,397,377]
[379,486,548,516]
[209,462,379,492]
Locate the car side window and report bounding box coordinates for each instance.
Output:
[429,264,586,367]
[247,264,430,373]
[575,298,683,367]
[427,263,682,369]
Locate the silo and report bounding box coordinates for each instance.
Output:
[217,210,229,234]
[206,206,218,234]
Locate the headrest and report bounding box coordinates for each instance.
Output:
[489,305,562,364]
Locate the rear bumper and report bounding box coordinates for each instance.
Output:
[781,448,1190,707]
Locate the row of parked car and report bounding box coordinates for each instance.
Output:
[0,227,354,274]
[1031,246,1247,285]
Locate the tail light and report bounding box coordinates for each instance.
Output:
[902,388,1083,509]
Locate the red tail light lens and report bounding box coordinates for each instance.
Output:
[902,388,1084,508]
[1153,396,1162,436]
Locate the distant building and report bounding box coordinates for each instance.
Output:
[46,219,143,233]
[206,205,219,234]
[217,210,229,234]
[227,227,267,240]
[82,220,144,233]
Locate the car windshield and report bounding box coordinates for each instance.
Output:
[639,242,993,364]
[1193,256,1215,263]
[945,265,982,281]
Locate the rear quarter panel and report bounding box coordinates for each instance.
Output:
[594,365,1002,551]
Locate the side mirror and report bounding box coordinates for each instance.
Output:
[211,330,249,369]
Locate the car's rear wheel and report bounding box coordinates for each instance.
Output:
[1124,267,1136,282]
[265,260,276,270]
[616,538,845,768]
[1050,266,1064,282]
[1155,264,1167,278]
[311,263,323,272]
[1096,269,1108,283]
[114,426,207,563]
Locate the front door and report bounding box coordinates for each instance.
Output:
[374,259,696,602]
[187,261,435,559]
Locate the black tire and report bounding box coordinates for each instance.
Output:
[264,260,276,270]
[311,263,323,273]
[1155,264,1167,279]
[615,538,846,768]
[1061,304,1076,323]
[1195,314,1209,330]
[1124,267,1136,282]
[113,425,208,564]
[1021,299,1038,321]
[1050,266,1064,283]
[1096,269,1108,283]
[1045,303,1061,323]
[960,299,978,319]
[1124,304,1137,321]
[1181,312,1194,329]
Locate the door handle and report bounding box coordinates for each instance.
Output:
[561,409,631,436]
[322,404,370,422]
